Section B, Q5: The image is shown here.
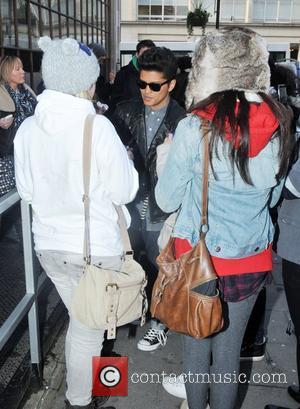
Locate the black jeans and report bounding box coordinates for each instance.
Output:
[282,258,300,386]
[128,227,160,306]
[242,287,266,346]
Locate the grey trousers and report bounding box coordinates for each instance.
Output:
[36,250,123,406]
[183,291,259,409]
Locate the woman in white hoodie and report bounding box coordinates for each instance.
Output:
[14,37,138,409]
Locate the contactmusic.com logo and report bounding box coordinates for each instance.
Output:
[92,356,128,396]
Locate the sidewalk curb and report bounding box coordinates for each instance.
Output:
[22,325,67,409]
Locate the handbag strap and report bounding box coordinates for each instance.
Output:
[200,119,210,235]
[82,114,133,264]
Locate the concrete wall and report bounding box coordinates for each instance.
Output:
[121,20,300,44]
[121,0,136,22]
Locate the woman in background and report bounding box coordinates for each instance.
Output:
[0,56,36,241]
[0,56,36,161]
[265,100,300,409]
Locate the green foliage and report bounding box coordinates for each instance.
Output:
[187,1,210,36]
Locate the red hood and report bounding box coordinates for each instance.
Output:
[193,101,279,157]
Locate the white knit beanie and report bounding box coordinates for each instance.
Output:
[38,36,100,95]
[185,27,270,108]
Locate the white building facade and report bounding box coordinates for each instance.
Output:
[120,0,300,63]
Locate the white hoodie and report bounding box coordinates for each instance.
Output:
[14,90,138,256]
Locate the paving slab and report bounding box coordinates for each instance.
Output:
[237,384,299,409]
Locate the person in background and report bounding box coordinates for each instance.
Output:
[240,61,298,362]
[264,75,300,409]
[112,46,186,352]
[14,37,138,409]
[109,39,155,113]
[88,43,115,108]
[170,55,192,109]
[0,56,36,241]
[155,27,293,409]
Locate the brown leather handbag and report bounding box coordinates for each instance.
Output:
[151,120,223,339]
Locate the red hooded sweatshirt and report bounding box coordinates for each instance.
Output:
[174,100,279,276]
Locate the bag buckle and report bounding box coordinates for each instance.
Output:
[154,288,163,300]
[154,277,168,300]
[106,283,119,291]
[200,223,208,234]
[84,255,91,264]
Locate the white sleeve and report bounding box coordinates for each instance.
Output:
[14,129,33,203]
[156,143,171,179]
[285,152,300,197]
[94,116,139,205]
[285,176,300,198]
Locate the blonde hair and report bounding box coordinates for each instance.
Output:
[74,90,92,100]
[0,56,23,84]
[74,82,95,100]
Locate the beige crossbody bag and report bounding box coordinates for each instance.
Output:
[71,114,148,339]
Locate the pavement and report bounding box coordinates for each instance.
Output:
[20,256,299,409]
[0,209,66,409]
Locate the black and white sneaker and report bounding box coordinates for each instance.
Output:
[240,337,266,362]
[137,327,168,351]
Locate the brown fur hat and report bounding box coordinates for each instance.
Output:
[185,27,270,108]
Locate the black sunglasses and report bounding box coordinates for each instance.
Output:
[137,79,169,92]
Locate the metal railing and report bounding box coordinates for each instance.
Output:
[0,188,47,378]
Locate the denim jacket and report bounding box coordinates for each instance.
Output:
[155,115,284,258]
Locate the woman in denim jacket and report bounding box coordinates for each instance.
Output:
[155,28,293,409]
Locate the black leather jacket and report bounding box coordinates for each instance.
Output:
[109,61,142,114]
[112,98,186,226]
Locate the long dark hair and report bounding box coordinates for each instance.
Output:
[190,90,294,185]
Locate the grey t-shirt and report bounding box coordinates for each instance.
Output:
[145,105,168,150]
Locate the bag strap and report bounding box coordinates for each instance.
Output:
[82,114,133,265]
[200,119,210,235]
[82,115,94,264]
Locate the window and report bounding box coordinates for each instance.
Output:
[177,5,188,16]
[278,0,291,21]
[265,0,277,21]
[293,1,300,21]
[221,0,246,21]
[137,0,188,21]
[164,6,176,20]
[269,51,286,62]
[151,0,163,19]
[139,5,150,19]
[234,0,246,20]
[252,0,265,20]
[253,0,300,22]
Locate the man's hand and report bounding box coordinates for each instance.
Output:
[109,72,115,84]
[0,116,13,129]
[126,146,134,161]
[163,132,173,145]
